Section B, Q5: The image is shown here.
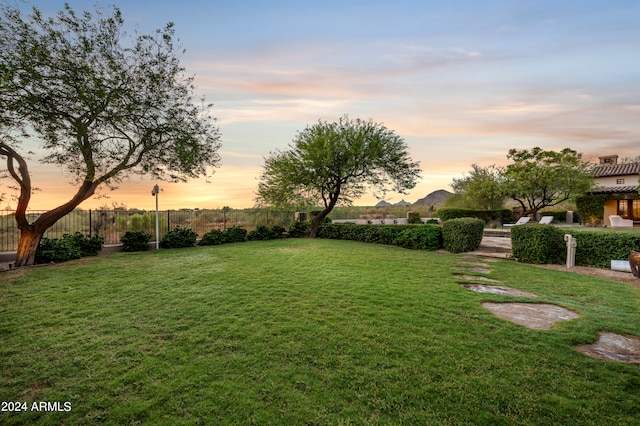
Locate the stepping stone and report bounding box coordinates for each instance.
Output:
[458,261,491,268]
[482,302,580,330]
[461,284,538,298]
[454,274,501,283]
[575,332,640,363]
[451,266,492,274]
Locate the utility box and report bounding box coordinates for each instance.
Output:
[566,211,574,224]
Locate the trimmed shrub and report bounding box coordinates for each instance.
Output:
[407,212,422,224]
[160,227,197,248]
[247,224,278,241]
[395,225,443,250]
[199,229,226,246]
[442,218,485,253]
[511,224,565,264]
[570,229,640,268]
[224,226,247,243]
[271,225,286,238]
[288,221,310,238]
[436,208,511,223]
[121,230,152,252]
[36,232,104,264]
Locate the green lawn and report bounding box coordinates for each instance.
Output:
[1,238,639,425]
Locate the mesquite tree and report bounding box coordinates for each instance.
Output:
[257,116,421,237]
[0,4,221,266]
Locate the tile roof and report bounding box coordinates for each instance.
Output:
[594,162,640,177]
[590,185,640,194]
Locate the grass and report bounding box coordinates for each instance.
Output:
[1,238,639,425]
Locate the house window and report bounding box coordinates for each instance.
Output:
[616,178,625,184]
[618,200,629,218]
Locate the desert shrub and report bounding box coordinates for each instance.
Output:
[288,221,310,238]
[570,229,640,268]
[36,232,104,263]
[395,225,442,250]
[160,227,197,248]
[120,230,152,251]
[271,225,286,238]
[511,224,565,264]
[224,226,247,243]
[442,218,485,253]
[407,212,422,224]
[199,229,226,246]
[247,224,278,241]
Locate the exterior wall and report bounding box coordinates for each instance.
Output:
[603,200,618,227]
[594,176,636,188]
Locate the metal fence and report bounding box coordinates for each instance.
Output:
[0,208,295,252]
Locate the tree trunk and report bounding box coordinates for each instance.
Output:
[14,227,44,267]
[309,210,330,238]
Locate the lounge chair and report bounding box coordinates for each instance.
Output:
[538,216,554,225]
[504,217,531,227]
[609,215,633,228]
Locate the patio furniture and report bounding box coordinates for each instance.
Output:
[539,216,554,225]
[504,217,531,227]
[609,215,633,228]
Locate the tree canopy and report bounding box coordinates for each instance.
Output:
[0,4,221,266]
[502,147,594,217]
[257,116,421,237]
[451,164,506,210]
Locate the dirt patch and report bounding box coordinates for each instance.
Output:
[575,332,640,363]
[454,274,501,283]
[482,302,580,330]
[461,284,538,298]
[533,264,640,289]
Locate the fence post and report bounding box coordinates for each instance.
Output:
[167,210,170,232]
[89,209,92,236]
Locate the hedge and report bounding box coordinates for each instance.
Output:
[317,223,443,250]
[435,208,511,223]
[570,229,640,268]
[511,224,566,265]
[442,218,485,253]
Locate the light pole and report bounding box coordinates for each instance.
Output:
[151,184,160,249]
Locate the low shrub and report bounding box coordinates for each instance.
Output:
[247,225,278,241]
[570,229,640,268]
[436,208,511,223]
[160,227,197,248]
[225,226,247,243]
[271,225,286,238]
[442,218,485,253]
[288,221,310,238]
[395,225,443,250]
[120,230,152,252]
[511,224,566,264]
[407,212,422,224]
[36,232,104,264]
[199,229,226,246]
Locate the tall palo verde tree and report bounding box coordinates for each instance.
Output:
[257,116,421,237]
[0,4,221,266]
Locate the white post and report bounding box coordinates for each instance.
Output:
[152,184,160,250]
[564,234,576,268]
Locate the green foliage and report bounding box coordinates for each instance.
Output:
[271,225,286,238]
[575,194,608,226]
[395,225,443,250]
[288,221,310,238]
[425,219,439,225]
[511,224,566,264]
[570,230,640,268]
[36,232,104,264]
[256,116,422,237]
[199,229,227,246]
[541,210,572,223]
[502,147,594,217]
[407,212,422,224]
[451,163,506,210]
[120,231,152,252]
[442,218,485,253]
[247,225,279,241]
[160,227,197,248]
[436,208,511,223]
[224,226,248,243]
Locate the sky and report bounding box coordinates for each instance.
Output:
[3,0,640,211]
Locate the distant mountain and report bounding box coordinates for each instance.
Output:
[394,199,411,206]
[376,199,412,207]
[375,200,392,207]
[413,189,452,206]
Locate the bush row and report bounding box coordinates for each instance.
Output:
[36,232,104,264]
[436,208,512,223]
[511,225,640,267]
[317,218,485,253]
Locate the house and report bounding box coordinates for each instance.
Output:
[591,155,640,227]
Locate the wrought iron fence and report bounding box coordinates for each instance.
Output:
[0,208,295,252]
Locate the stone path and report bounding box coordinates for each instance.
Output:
[451,255,640,364]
